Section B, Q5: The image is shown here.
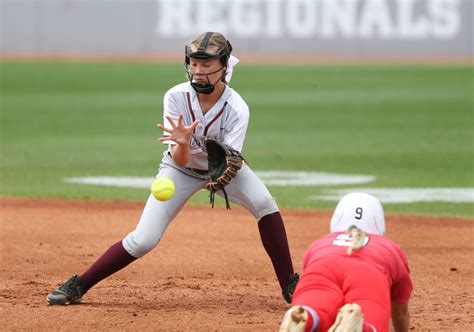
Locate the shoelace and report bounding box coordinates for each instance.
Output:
[59,279,81,296]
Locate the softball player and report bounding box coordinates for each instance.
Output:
[47,32,298,305]
[279,193,413,332]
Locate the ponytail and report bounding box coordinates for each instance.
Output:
[346,225,367,255]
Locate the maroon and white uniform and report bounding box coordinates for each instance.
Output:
[123,82,279,258]
[47,32,296,307]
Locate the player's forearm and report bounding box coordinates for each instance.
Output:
[391,301,410,332]
[392,315,410,332]
[171,144,190,167]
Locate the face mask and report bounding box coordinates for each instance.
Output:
[185,65,225,94]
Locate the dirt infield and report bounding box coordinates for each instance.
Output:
[2,53,473,65]
[1,197,472,331]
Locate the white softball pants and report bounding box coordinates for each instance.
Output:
[122,155,279,258]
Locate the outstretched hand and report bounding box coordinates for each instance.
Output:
[158,115,200,145]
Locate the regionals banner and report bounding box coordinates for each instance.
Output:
[1,0,472,57]
[156,0,462,40]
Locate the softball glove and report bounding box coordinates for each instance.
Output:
[205,138,244,209]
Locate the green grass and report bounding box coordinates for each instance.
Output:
[1,61,473,217]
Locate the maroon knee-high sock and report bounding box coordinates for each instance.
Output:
[258,212,294,289]
[80,241,136,293]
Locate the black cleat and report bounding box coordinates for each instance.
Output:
[282,273,300,304]
[47,275,84,305]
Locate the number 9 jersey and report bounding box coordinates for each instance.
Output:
[294,232,413,332]
[303,232,412,304]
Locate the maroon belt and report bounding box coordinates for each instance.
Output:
[186,168,208,175]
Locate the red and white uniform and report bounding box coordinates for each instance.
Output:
[292,232,413,332]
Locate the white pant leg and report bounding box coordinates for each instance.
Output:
[123,164,206,258]
[218,163,279,221]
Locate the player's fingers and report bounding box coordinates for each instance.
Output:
[158,136,173,142]
[190,119,200,129]
[177,114,184,127]
[157,124,173,133]
[165,115,177,128]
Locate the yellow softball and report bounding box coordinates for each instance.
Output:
[151,177,175,201]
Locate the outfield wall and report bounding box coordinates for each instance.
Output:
[1,0,472,58]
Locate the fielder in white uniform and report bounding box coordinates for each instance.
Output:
[47,32,298,306]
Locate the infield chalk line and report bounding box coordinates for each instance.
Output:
[64,172,474,204]
[310,188,474,204]
[64,171,376,187]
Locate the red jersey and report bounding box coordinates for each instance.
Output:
[303,232,412,303]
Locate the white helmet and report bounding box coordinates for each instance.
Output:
[329,193,385,235]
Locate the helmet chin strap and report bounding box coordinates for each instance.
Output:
[188,66,226,95]
[191,81,215,94]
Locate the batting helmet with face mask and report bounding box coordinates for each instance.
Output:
[184,32,233,94]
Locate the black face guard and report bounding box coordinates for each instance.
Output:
[184,64,226,94]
